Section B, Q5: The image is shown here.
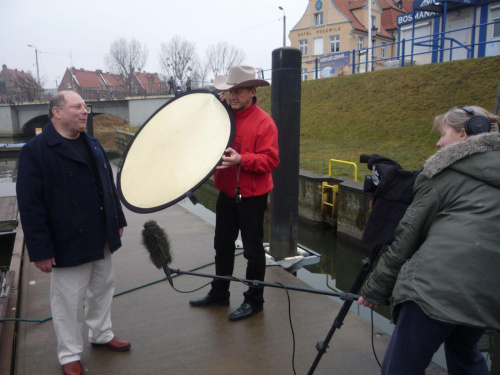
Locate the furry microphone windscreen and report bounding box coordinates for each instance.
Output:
[141,220,172,268]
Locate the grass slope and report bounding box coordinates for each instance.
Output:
[257,55,500,179]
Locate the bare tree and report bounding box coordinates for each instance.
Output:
[192,60,212,89]
[16,72,42,102]
[105,38,148,94]
[205,42,246,77]
[159,35,198,88]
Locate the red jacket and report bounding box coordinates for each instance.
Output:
[214,99,279,198]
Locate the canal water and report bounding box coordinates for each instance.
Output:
[2,152,499,374]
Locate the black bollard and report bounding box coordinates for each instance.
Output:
[269,47,302,261]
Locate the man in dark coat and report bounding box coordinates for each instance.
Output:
[16,91,130,375]
[167,76,174,94]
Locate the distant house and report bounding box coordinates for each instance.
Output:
[131,71,167,96]
[0,64,43,103]
[289,0,413,78]
[58,67,167,100]
[290,0,500,78]
[59,68,128,100]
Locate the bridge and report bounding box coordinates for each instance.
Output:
[0,96,173,137]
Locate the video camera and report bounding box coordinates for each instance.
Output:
[360,154,420,246]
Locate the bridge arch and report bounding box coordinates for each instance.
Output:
[0,96,170,137]
[21,115,49,137]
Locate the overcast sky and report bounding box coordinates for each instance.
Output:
[1,0,308,89]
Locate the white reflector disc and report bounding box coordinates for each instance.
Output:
[118,91,234,213]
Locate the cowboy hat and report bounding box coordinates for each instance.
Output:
[213,66,269,90]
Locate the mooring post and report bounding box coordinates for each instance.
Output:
[269,47,302,261]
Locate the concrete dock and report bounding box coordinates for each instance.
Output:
[1,190,448,374]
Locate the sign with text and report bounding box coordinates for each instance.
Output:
[412,0,475,12]
[319,51,351,78]
[397,10,440,25]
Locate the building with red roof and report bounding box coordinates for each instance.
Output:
[0,64,43,103]
[290,0,500,78]
[290,0,413,78]
[132,71,166,96]
[58,68,166,100]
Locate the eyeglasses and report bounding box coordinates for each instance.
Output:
[57,104,91,113]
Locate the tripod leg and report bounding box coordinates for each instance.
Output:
[307,244,382,375]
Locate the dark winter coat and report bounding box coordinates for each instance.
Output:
[16,121,127,267]
[361,132,500,331]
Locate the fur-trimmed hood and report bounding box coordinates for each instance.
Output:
[423,132,500,180]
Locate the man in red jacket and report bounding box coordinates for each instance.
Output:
[189,66,279,321]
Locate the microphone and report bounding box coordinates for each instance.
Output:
[141,220,174,285]
[140,220,360,301]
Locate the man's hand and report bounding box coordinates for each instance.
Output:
[358,296,379,309]
[35,258,56,273]
[119,227,124,238]
[217,147,241,169]
[218,91,227,103]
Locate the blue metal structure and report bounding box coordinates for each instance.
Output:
[283,0,499,81]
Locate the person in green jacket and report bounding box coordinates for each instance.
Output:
[358,105,500,375]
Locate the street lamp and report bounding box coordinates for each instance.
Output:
[371,26,378,71]
[279,6,286,47]
[55,76,61,91]
[27,44,40,85]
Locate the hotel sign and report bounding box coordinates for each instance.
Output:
[297,26,341,37]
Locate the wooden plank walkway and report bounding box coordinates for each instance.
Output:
[0,196,17,232]
[10,200,448,375]
[0,163,447,374]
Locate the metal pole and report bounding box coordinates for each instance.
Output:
[269,47,302,261]
[27,44,40,85]
[368,0,372,72]
[35,48,40,85]
[279,6,286,47]
[167,267,359,300]
[283,15,286,47]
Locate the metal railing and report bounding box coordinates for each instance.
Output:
[259,19,499,82]
[321,158,359,227]
[329,159,358,182]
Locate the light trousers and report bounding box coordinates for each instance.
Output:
[50,246,115,365]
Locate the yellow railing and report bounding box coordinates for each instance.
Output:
[321,159,358,228]
[328,159,358,182]
[321,182,339,227]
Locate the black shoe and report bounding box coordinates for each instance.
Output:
[228,303,263,321]
[189,294,229,307]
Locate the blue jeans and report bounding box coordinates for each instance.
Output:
[210,192,268,306]
[383,301,488,375]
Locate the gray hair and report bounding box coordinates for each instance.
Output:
[48,91,68,119]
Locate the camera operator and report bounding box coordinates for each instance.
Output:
[359,106,500,374]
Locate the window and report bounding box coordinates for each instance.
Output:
[358,36,365,50]
[301,69,308,81]
[299,39,309,56]
[313,37,324,55]
[381,43,388,58]
[314,12,324,26]
[330,35,340,53]
[492,8,500,39]
[381,43,387,58]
